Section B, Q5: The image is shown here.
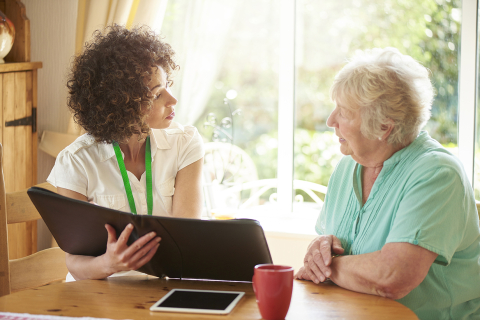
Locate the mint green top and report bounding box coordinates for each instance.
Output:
[315,131,480,319]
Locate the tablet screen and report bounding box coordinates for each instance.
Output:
[150,289,245,314]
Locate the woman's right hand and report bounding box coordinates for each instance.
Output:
[101,223,161,276]
[295,235,344,284]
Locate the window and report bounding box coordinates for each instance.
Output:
[294,0,461,201]
[160,0,469,230]
[161,0,281,220]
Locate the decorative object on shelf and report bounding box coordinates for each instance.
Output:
[0,9,14,63]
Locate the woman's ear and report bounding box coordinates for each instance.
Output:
[379,119,394,141]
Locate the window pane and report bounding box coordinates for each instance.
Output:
[161,0,280,217]
[474,3,480,200]
[295,0,461,207]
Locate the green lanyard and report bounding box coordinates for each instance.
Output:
[112,136,153,215]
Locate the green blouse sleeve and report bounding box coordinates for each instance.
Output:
[385,165,473,266]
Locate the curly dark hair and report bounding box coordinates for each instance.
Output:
[67,24,179,143]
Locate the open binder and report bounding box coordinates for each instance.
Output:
[27,187,273,282]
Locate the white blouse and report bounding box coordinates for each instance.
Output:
[47,122,205,216]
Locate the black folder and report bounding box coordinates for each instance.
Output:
[27,187,273,282]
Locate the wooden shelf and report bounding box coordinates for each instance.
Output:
[0,62,42,73]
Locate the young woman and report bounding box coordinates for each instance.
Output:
[48,25,204,281]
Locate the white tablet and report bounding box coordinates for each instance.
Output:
[150,289,245,314]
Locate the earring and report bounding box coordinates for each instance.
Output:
[378,137,382,141]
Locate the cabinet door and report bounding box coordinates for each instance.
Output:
[2,70,37,259]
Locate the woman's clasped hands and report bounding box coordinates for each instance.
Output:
[101,223,161,275]
[295,235,344,284]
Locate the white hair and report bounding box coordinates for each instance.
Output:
[330,47,434,146]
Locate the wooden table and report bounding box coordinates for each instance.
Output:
[0,276,417,319]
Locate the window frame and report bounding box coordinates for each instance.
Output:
[458,0,478,186]
[277,0,296,213]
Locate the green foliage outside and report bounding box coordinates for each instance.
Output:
[296,0,460,144]
[356,0,460,144]
[293,0,461,200]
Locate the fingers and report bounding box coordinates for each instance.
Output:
[103,224,161,273]
[294,267,303,280]
[116,223,135,249]
[131,241,161,270]
[318,237,334,267]
[128,235,161,264]
[294,267,312,281]
[122,231,160,262]
[294,266,306,279]
[105,224,118,244]
[302,235,343,284]
[303,257,321,283]
[308,252,329,283]
[303,243,321,283]
[331,235,345,255]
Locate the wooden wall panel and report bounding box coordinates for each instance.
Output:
[2,71,36,259]
[3,73,14,192]
[31,70,37,251]
[0,137,10,297]
[14,72,26,192]
[17,71,34,257]
[25,71,32,188]
[31,70,36,187]
[13,72,27,259]
[25,71,35,255]
[3,73,16,259]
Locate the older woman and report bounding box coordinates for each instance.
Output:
[295,48,480,319]
[47,25,204,281]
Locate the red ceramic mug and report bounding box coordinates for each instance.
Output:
[252,264,294,320]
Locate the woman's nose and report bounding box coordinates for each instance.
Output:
[326,108,338,128]
[166,88,177,107]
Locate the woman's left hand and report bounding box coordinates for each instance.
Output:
[302,235,344,284]
[294,266,313,281]
[101,223,161,275]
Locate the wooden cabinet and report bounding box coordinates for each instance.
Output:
[0,0,42,260]
[1,62,41,259]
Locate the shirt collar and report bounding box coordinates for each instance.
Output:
[97,126,178,162]
[354,131,431,204]
[98,141,115,162]
[151,121,185,151]
[383,131,429,168]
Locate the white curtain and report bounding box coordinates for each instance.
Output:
[82,0,168,43]
[165,0,239,126]
[132,0,168,32]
